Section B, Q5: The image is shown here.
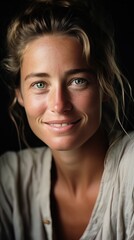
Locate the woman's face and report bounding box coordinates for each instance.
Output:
[17,35,104,151]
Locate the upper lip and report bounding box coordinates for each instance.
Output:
[44,119,81,125]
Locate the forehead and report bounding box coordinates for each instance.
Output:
[21,35,91,70]
[23,34,89,59]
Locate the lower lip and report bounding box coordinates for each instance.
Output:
[45,120,81,133]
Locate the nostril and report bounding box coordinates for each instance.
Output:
[52,102,73,113]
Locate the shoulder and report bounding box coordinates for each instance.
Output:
[109,131,134,182]
[119,131,134,175]
[106,131,134,184]
[0,146,52,188]
[110,131,134,159]
[118,131,134,157]
[0,146,51,166]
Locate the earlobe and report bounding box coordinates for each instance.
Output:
[15,89,24,107]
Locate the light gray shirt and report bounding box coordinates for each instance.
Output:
[0,132,134,240]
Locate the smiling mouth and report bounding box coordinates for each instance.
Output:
[45,119,81,128]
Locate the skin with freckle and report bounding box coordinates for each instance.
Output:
[17,35,103,151]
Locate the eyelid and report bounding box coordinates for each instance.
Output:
[67,78,90,90]
[75,78,87,83]
[69,77,89,84]
[31,80,47,86]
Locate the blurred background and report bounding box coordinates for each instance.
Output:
[0,0,133,155]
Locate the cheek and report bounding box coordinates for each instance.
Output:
[23,96,47,118]
[73,89,102,113]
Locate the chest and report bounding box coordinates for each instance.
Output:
[51,190,98,240]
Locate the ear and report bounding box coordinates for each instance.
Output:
[15,89,24,107]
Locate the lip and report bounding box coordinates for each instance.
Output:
[43,119,81,132]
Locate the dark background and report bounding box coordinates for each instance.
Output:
[0,0,134,155]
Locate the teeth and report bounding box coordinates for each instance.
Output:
[62,123,69,127]
[50,123,70,127]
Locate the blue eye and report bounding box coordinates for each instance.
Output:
[35,82,46,88]
[71,78,88,88]
[73,78,87,85]
[68,77,91,90]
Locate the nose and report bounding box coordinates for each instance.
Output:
[48,85,73,113]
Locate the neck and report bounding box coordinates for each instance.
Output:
[51,128,109,194]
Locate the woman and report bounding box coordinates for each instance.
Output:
[0,0,134,239]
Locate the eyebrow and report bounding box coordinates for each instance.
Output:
[25,72,49,81]
[24,68,95,81]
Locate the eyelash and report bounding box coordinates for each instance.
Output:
[31,77,90,91]
[34,82,46,88]
[70,78,89,87]
[31,81,47,89]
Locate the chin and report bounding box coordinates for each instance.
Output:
[45,139,79,151]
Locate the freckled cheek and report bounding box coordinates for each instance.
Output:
[73,90,101,112]
[24,97,48,118]
[76,93,102,125]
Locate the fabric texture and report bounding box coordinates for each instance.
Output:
[0,132,134,240]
